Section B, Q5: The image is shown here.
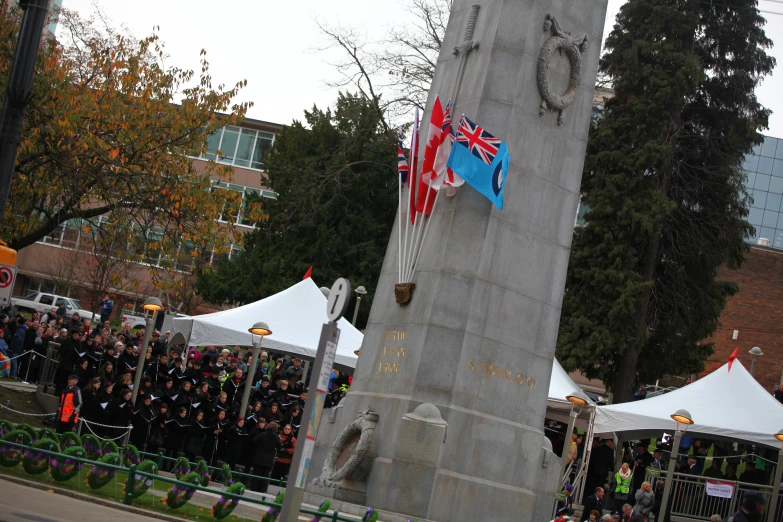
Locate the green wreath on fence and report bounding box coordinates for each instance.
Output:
[172,456,191,480]
[261,491,285,522]
[81,434,102,460]
[38,428,58,442]
[165,470,199,509]
[121,444,140,467]
[22,438,59,475]
[50,445,87,481]
[195,459,210,486]
[59,432,81,449]
[211,481,245,520]
[362,508,379,522]
[123,459,158,498]
[86,452,121,489]
[311,499,332,522]
[100,439,119,456]
[0,419,12,437]
[15,423,38,442]
[0,430,32,467]
[221,463,233,485]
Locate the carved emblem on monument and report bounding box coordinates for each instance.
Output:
[537,13,588,126]
[313,409,378,488]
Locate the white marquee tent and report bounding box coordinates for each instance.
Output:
[547,358,595,425]
[171,279,362,370]
[593,361,783,448]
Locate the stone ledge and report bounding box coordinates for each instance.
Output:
[303,488,436,522]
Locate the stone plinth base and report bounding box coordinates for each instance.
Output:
[302,489,436,522]
[307,482,367,506]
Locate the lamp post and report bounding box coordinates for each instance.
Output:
[749,346,763,377]
[658,409,694,522]
[351,286,367,325]
[130,297,164,404]
[767,430,783,522]
[560,391,589,484]
[319,287,330,299]
[239,322,272,420]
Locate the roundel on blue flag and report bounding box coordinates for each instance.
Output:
[492,160,504,196]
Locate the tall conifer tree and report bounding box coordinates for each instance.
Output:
[557,0,775,402]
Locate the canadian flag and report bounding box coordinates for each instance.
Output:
[434,99,464,191]
[416,96,444,215]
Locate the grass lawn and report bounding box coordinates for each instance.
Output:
[0,460,261,522]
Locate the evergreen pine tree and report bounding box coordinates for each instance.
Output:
[557,0,775,402]
[197,93,397,326]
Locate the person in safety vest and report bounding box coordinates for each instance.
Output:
[57,374,82,433]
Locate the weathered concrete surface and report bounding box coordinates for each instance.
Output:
[307,1,607,521]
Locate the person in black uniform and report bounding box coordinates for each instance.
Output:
[250,421,281,493]
[224,417,249,470]
[163,407,190,465]
[130,395,156,450]
[184,410,210,462]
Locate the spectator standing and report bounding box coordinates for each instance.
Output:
[614,462,634,506]
[727,491,766,522]
[251,421,281,493]
[580,487,605,522]
[633,481,655,518]
[56,374,82,433]
[56,303,67,318]
[99,294,113,323]
[271,423,296,482]
[621,503,643,522]
[775,384,783,405]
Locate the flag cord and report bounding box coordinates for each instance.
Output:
[402,184,412,282]
[398,130,404,284]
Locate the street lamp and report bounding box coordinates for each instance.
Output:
[351,286,367,326]
[130,297,164,404]
[749,346,763,376]
[658,409,694,522]
[238,321,272,419]
[320,287,330,298]
[559,391,589,485]
[767,430,783,522]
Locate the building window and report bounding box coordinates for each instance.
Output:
[201,126,274,170]
[211,181,276,227]
[743,136,783,251]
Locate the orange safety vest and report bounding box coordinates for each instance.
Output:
[59,388,80,422]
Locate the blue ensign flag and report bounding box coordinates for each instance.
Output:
[446,115,509,210]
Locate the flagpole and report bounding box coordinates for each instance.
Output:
[407,186,440,282]
[402,109,419,283]
[398,167,403,284]
[406,175,435,282]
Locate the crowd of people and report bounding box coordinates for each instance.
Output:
[2,306,351,492]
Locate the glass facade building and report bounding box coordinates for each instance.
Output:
[744,135,783,249]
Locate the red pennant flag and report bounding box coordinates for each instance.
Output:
[727,347,739,372]
[303,266,313,280]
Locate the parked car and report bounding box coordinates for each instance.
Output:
[120,310,148,329]
[11,292,96,321]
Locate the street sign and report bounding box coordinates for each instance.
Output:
[326,277,351,321]
[0,264,17,306]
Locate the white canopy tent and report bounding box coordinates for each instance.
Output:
[171,279,362,371]
[593,361,783,448]
[547,358,595,426]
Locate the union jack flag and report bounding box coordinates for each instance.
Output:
[442,101,453,137]
[397,138,409,183]
[456,115,501,166]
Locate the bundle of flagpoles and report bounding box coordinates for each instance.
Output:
[397,96,464,287]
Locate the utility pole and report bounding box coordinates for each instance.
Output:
[0,0,50,226]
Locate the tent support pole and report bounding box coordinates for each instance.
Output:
[658,428,682,522]
[767,449,783,522]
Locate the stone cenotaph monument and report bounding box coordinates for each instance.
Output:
[306,1,608,520]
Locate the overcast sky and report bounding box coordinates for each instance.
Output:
[62,0,783,138]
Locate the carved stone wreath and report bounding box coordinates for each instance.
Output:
[313,409,378,489]
[537,13,588,126]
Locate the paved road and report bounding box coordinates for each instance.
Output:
[0,478,156,522]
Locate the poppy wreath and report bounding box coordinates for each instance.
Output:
[81,434,102,460]
[100,439,119,456]
[0,419,12,437]
[362,508,380,522]
[121,444,141,467]
[50,445,87,481]
[310,499,332,522]
[15,423,38,442]
[86,452,122,489]
[22,438,59,475]
[261,491,285,522]
[221,463,234,486]
[172,456,191,480]
[0,430,32,467]
[38,428,59,443]
[165,470,199,509]
[123,459,158,498]
[59,432,82,449]
[196,459,210,486]
[211,481,245,520]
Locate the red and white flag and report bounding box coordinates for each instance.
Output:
[416,96,444,215]
[408,107,420,224]
[435,100,463,189]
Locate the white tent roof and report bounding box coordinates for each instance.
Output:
[546,359,595,426]
[593,361,783,448]
[171,279,362,370]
